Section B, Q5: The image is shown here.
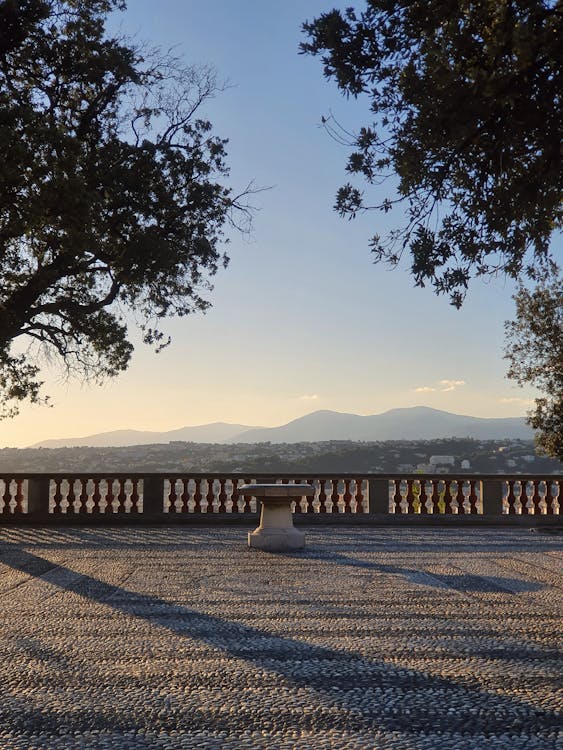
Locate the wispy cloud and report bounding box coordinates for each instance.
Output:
[439,379,466,392]
[298,394,319,401]
[412,379,466,393]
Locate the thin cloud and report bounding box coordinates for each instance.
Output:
[412,379,466,393]
[298,394,320,401]
[439,379,466,392]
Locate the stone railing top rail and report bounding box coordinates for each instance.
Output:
[0,472,561,480]
[240,483,315,497]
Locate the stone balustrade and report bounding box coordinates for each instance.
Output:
[0,472,560,525]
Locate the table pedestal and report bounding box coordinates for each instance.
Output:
[240,484,314,552]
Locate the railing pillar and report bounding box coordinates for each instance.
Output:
[142,476,164,514]
[368,478,390,514]
[27,477,50,514]
[481,479,504,515]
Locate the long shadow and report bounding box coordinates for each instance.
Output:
[2,524,562,553]
[0,542,560,741]
[286,548,547,593]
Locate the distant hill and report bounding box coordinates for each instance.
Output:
[31,422,260,448]
[30,406,534,448]
[228,407,534,443]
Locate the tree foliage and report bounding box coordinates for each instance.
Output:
[504,271,563,460]
[0,0,251,417]
[301,1,562,306]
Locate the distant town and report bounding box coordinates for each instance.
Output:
[1,438,561,475]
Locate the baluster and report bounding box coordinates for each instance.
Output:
[520,480,531,515]
[391,480,402,513]
[302,479,314,513]
[65,477,78,514]
[547,481,560,514]
[505,480,517,514]
[13,478,24,514]
[52,478,63,514]
[3,479,13,513]
[516,480,526,514]
[528,480,542,515]
[442,480,454,514]
[115,478,126,513]
[318,479,328,513]
[103,478,113,512]
[229,478,239,513]
[342,479,353,513]
[242,477,252,512]
[4,479,12,513]
[188,478,197,512]
[456,480,466,514]
[293,479,305,513]
[192,478,203,513]
[101,478,111,512]
[108,478,118,513]
[215,478,226,513]
[466,480,478,514]
[416,480,427,514]
[454,480,464,513]
[405,479,416,513]
[205,478,215,512]
[0,478,7,513]
[91,478,102,513]
[77,478,88,514]
[236,477,248,513]
[130,478,141,513]
[355,478,365,513]
[404,480,415,513]
[180,477,190,512]
[329,479,340,513]
[297,479,309,513]
[168,477,178,513]
[429,480,441,513]
[290,479,300,513]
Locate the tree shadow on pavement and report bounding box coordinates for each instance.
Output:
[0,541,559,742]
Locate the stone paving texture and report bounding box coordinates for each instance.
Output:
[0,526,561,750]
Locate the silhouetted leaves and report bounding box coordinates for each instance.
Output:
[504,270,563,459]
[302,1,562,305]
[0,0,251,416]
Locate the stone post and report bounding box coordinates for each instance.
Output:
[368,478,390,514]
[142,476,165,515]
[27,477,51,515]
[481,479,504,515]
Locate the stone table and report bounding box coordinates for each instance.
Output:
[241,483,314,551]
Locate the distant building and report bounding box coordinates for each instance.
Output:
[429,455,455,467]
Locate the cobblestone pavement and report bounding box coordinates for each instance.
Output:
[0,526,561,750]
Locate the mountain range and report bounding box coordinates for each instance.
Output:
[31,407,534,448]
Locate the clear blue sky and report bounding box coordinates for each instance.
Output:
[1,0,553,447]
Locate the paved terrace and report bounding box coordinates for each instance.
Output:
[0,527,561,750]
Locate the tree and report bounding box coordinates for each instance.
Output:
[504,271,563,460]
[301,1,562,307]
[0,0,252,418]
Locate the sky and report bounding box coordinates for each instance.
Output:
[2,0,558,448]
